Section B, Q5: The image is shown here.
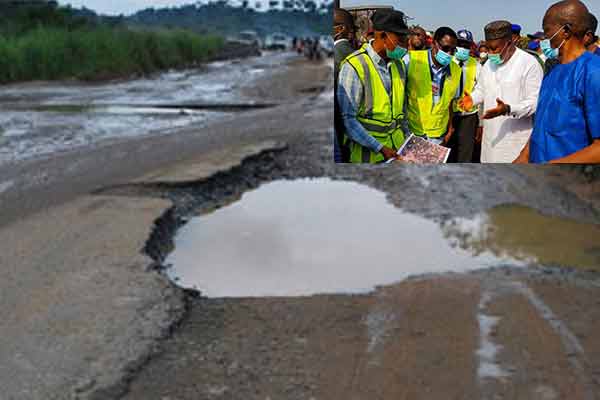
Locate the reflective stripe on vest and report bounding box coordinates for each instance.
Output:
[342,49,407,163]
[406,50,461,138]
[453,57,478,113]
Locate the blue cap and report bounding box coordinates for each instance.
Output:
[528,41,540,50]
[511,24,522,34]
[527,31,545,40]
[457,29,474,44]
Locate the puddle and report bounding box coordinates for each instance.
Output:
[0,179,15,194]
[165,178,522,298]
[0,109,223,165]
[28,104,206,115]
[442,205,600,270]
[20,103,276,115]
[0,52,289,165]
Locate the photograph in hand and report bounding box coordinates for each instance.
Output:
[392,134,451,164]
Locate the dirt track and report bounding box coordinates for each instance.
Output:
[1,53,600,400]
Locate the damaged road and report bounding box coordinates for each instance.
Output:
[119,142,600,400]
[1,50,600,400]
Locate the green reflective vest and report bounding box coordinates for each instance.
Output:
[453,57,479,113]
[406,50,461,138]
[342,49,407,163]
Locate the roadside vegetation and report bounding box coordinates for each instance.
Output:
[0,2,224,83]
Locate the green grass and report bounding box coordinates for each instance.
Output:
[0,27,224,83]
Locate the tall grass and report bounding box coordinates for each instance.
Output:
[0,27,224,83]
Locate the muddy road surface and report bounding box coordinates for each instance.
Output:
[1,50,600,400]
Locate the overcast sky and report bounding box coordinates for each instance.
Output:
[340,0,600,41]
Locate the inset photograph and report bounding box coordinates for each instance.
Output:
[334,0,600,163]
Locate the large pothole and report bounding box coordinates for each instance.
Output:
[163,178,525,297]
[131,134,600,300]
[140,169,600,301]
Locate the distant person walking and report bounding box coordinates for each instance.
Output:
[333,8,358,162]
[337,9,411,163]
[460,21,543,163]
[514,1,600,163]
[312,37,321,61]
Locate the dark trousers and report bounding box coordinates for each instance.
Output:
[334,99,350,163]
[448,113,479,163]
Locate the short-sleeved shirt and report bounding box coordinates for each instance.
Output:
[529,52,600,163]
[594,47,600,57]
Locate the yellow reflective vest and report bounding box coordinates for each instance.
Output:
[453,56,479,114]
[406,50,461,138]
[342,49,407,163]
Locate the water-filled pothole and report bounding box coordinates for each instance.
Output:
[442,204,600,270]
[165,178,526,297]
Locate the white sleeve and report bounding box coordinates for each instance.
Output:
[470,64,485,106]
[509,59,543,119]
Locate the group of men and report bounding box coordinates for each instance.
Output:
[333,0,600,164]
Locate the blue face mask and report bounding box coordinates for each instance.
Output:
[540,25,566,60]
[488,53,502,65]
[456,47,470,61]
[384,35,408,60]
[386,45,408,60]
[435,48,453,66]
[488,42,509,66]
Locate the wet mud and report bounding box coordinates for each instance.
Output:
[0,51,293,165]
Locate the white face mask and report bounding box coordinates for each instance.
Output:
[480,52,488,59]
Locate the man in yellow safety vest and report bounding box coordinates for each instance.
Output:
[448,29,481,163]
[337,9,411,163]
[405,27,462,146]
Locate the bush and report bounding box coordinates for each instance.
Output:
[0,27,224,83]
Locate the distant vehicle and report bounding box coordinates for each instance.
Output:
[227,30,262,49]
[264,33,291,51]
[319,35,334,57]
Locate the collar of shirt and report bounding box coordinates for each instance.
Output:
[365,43,388,68]
[428,49,451,76]
[453,57,465,68]
[334,38,349,46]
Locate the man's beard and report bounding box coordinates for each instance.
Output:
[412,41,425,50]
